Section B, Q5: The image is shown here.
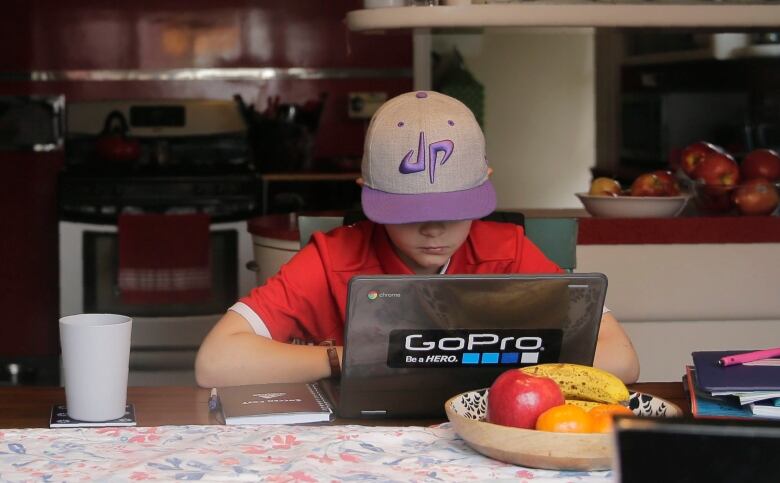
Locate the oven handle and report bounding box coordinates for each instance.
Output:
[245,260,259,272]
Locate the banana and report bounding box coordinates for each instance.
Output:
[565,399,601,411]
[520,363,630,404]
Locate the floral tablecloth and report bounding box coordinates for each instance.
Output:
[0,423,611,482]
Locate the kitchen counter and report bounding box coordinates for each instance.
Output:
[575,215,780,383]
[247,211,780,245]
[247,213,301,242]
[578,215,780,245]
[246,212,780,382]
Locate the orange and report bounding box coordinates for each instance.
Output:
[535,404,594,433]
[589,404,634,433]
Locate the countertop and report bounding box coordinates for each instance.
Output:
[347,3,780,30]
[247,212,780,245]
[578,215,780,244]
[0,383,687,428]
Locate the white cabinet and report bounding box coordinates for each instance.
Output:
[577,243,780,382]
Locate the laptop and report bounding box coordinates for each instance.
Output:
[319,273,608,419]
[613,416,780,483]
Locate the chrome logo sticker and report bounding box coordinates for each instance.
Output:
[367,290,379,300]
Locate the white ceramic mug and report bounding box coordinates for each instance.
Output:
[59,314,132,421]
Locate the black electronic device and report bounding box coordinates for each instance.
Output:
[320,273,608,419]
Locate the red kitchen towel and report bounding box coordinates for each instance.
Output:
[118,213,212,305]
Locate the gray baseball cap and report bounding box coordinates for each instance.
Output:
[361,91,496,224]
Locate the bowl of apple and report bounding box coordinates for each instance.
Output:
[444,366,682,471]
[692,179,780,215]
[576,172,690,218]
[682,144,780,216]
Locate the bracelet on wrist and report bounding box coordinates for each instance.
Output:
[319,339,341,379]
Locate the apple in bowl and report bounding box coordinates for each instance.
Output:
[690,150,741,213]
[741,149,780,182]
[680,141,725,177]
[486,370,564,430]
[589,177,622,197]
[732,178,780,216]
[651,170,681,195]
[630,170,681,197]
[692,151,740,187]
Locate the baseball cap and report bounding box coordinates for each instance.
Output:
[361,90,496,224]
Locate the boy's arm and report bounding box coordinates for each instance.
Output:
[592,311,640,384]
[194,310,341,387]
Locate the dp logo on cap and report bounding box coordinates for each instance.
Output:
[399,131,454,184]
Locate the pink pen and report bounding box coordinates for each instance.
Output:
[717,347,780,367]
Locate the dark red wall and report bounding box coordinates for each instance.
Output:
[0,0,413,160]
[0,1,411,362]
[0,152,63,358]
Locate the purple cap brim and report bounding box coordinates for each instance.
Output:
[361,180,497,224]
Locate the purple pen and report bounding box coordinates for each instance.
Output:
[208,388,219,411]
[717,347,780,367]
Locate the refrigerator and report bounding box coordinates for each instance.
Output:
[0,95,65,385]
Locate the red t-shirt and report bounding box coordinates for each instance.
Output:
[234,220,561,345]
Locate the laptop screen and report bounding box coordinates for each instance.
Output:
[336,273,607,418]
[613,416,780,483]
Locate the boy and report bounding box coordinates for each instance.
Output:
[195,91,639,387]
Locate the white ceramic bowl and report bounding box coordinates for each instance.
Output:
[576,193,690,218]
[445,388,682,471]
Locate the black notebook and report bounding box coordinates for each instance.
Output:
[692,351,780,392]
[216,383,333,425]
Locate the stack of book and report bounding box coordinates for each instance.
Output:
[685,350,780,420]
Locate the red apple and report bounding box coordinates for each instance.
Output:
[680,141,724,177]
[486,369,564,429]
[630,173,667,196]
[589,177,622,196]
[651,170,681,195]
[732,178,780,216]
[693,151,740,187]
[741,149,780,182]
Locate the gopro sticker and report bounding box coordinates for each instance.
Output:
[387,329,562,368]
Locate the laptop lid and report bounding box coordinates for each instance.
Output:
[336,273,608,418]
[613,416,780,483]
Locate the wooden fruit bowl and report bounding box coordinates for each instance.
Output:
[445,388,682,471]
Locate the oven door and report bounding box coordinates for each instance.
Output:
[82,229,237,318]
[60,219,253,386]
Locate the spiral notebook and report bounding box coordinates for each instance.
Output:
[216,382,333,425]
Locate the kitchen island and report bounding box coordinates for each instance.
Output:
[577,215,780,382]
[247,212,780,382]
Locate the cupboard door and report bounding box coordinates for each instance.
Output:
[0,151,63,383]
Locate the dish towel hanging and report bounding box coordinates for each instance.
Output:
[118,213,212,305]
